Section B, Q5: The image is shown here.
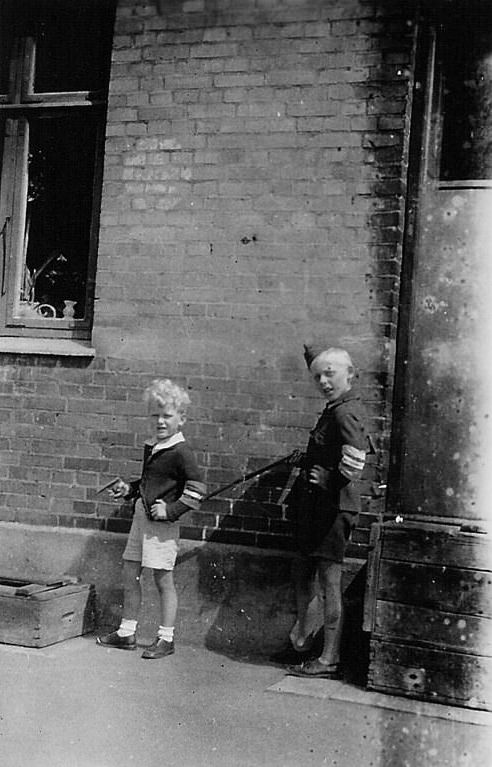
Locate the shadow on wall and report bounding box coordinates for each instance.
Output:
[198,463,296,659]
[197,545,369,685]
[196,545,295,660]
[194,467,370,681]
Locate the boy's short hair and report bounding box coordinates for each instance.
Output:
[321,347,354,371]
[143,379,191,413]
[305,345,355,373]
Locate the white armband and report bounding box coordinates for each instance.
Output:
[338,444,366,480]
[178,480,206,510]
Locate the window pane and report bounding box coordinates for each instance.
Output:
[0,118,4,183]
[19,113,98,320]
[439,5,492,180]
[0,119,6,299]
[33,0,114,93]
[0,4,14,94]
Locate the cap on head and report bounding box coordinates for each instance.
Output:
[303,343,325,369]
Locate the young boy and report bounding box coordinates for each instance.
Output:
[97,379,206,659]
[286,345,369,678]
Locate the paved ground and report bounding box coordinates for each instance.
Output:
[0,635,490,767]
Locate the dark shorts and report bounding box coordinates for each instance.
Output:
[308,511,357,563]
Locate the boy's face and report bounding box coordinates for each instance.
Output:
[310,352,353,402]
[149,401,185,441]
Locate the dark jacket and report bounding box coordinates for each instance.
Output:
[126,440,206,522]
[289,388,369,554]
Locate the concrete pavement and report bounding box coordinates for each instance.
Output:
[0,635,490,767]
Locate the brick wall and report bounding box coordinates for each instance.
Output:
[0,0,416,559]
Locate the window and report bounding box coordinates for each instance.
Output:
[438,2,492,181]
[0,0,115,345]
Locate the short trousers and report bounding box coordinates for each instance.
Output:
[308,511,357,563]
[123,499,179,571]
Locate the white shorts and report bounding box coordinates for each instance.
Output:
[123,500,179,571]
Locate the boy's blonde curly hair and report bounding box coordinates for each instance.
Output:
[143,379,191,413]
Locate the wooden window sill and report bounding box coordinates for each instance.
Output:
[0,337,95,357]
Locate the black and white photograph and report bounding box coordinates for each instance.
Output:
[0,1,490,765]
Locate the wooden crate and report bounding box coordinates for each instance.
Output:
[364,521,492,711]
[0,577,95,648]
[369,638,492,710]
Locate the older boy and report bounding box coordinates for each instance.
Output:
[97,379,206,659]
[287,345,369,678]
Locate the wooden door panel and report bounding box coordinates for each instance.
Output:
[402,188,492,519]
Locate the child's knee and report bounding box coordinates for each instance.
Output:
[153,568,175,591]
[318,561,342,588]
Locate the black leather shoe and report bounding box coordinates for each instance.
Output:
[141,638,175,659]
[96,631,137,650]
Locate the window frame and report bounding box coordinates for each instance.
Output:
[0,2,113,346]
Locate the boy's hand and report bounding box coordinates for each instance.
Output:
[150,499,168,520]
[109,479,130,499]
[309,465,331,489]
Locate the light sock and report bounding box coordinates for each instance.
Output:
[117,618,137,637]
[157,625,174,642]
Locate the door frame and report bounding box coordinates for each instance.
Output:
[386,12,436,518]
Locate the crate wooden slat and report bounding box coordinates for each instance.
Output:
[376,560,492,618]
[376,523,492,570]
[374,600,492,657]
